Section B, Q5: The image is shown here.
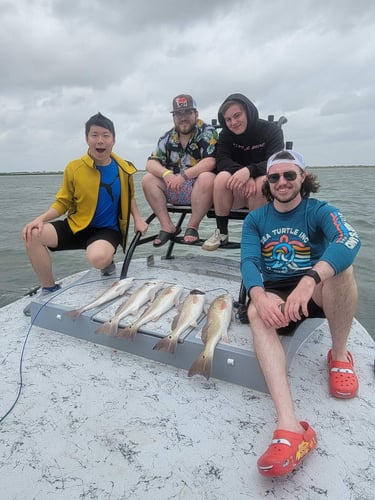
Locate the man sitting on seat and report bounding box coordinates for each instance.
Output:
[202,93,284,251]
[142,94,218,246]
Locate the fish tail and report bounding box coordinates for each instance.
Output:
[95,319,119,336]
[117,324,138,340]
[188,352,212,380]
[152,335,178,354]
[67,309,81,320]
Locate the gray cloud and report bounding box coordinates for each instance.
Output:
[0,0,374,171]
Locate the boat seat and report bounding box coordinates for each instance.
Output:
[120,205,249,307]
[121,205,249,273]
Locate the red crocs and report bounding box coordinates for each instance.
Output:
[257,421,317,477]
[328,349,359,398]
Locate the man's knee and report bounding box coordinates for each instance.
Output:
[141,172,153,190]
[327,266,356,287]
[247,302,258,324]
[142,172,165,197]
[26,225,56,248]
[193,171,215,190]
[24,227,39,246]
[86,248,114,270]
[215,171,230,187]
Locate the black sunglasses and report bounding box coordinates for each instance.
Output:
[267,170,298,183]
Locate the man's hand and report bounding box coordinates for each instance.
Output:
[164,173,185,192]
[283,278,316,322]
[226,167,250,191]
[251,289,289,329]
[22,216,45,242]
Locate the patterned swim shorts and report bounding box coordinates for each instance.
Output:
[166,178,195,205]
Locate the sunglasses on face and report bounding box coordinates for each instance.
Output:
[173,109,195,118]
[267,170,299,183]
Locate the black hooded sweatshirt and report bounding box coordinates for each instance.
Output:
[216,93,284,178]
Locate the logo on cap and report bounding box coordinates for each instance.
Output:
[175,96,189,108]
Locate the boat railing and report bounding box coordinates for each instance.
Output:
[120,205,249,315]
[120,205,248,275]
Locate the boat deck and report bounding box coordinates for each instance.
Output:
[1,286,374,499]
[1,206,374,499]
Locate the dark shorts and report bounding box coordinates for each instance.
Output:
[264,275,325,335]
[49,219,122,252]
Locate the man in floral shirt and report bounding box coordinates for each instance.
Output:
[142,94,218,246]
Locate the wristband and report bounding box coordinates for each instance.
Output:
[305,269,321,284]
[162,170,172,178]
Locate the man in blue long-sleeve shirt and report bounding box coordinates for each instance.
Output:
[241,149,361,478]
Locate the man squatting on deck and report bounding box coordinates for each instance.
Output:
[22,113,148,316]
[240,149,361,477]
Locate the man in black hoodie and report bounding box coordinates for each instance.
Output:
[202,93,284,250]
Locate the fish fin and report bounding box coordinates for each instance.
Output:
[171,311,181,329]
[151,311,168,322]
[188,351,212,380]
[67,309,81,320]
[95,319,119,336]
[95,321,111,335]
[117,325,138,340]
[221,331,230,344]
[152,334,178,354]
[201,320,212,344]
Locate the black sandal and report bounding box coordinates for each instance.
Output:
[153,228,181,247]
[182,227,199,244]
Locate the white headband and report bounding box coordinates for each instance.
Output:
[267,150,306,172]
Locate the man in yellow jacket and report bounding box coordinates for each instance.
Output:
[22,113,147,315]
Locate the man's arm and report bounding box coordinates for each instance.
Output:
[240,213,264,291]
[130,198,148,235]
[145,158,170,178]
[184,156,216,179]
[247,124,284,178]
[216,129,243,174]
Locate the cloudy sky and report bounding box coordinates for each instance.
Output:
[1,0,374,172]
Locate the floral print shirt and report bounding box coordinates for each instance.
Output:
[149,119,218,173]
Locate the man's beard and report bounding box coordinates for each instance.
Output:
[176,122,195,135]
[273,189,300,204]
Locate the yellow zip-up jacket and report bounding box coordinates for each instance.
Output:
[51,152,137,248]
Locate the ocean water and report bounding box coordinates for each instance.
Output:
[0,168,374,339]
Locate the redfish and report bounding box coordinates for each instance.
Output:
[67,277,134,319]
[188,293,233,380]
[152,289,206,353]
[117,284,184,340]
[95,281,164,336]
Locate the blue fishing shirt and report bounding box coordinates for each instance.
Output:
[241,198,361,292]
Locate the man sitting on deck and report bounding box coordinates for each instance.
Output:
[142,94,218,246]
[241,149,361,477]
